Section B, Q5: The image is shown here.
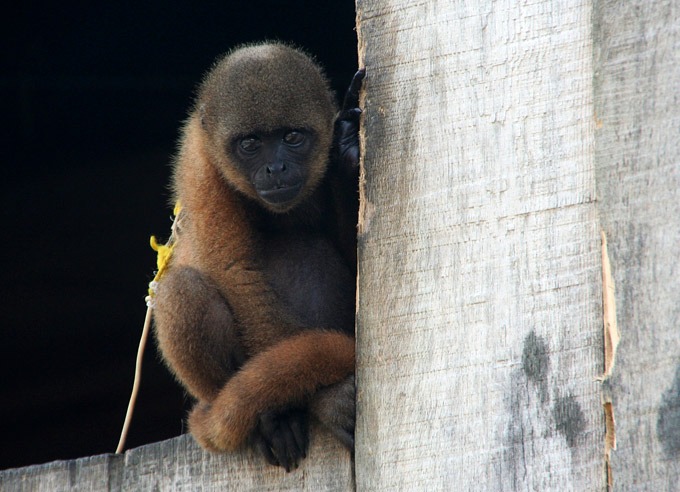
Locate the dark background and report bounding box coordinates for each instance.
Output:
[1,1,358,470]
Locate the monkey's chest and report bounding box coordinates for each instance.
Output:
[262,235,355,334]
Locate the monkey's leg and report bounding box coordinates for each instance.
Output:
[153,266,245,403]
[188,331,354,455]
[309,374,355,449]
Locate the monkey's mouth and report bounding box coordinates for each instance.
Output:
[257,183,303,205]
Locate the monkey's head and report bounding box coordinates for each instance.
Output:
[196,43,337,213]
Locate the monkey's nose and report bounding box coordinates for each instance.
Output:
[266,161,287,176]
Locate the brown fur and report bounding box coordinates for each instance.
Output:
[152,43,357,459]
[197,43,335,210]
[188,331,355,451]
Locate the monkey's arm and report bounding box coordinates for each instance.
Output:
[156,263,354,469]
[187,331,355,452]
[153,248,319,470]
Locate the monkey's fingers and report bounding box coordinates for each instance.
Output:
[256,409,308,472]
[190,331,353,454]
[289,413,308,460]
[342,68,366,111]
[253,430,280,468]
[333,427,355,450]
[271,418,296,472]
[337,107,362,124]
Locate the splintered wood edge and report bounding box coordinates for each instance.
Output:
[600,230,619,489]
[355,5,370,238]
[603,401,616,488]
[601,230,620,379]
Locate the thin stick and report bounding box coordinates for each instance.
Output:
[116,304,153,454]
[116,204,182,454]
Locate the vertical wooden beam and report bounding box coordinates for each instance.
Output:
[355,1,604,489]
[594,0,680,488]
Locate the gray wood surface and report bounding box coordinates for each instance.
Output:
[355,1,604,490]
[593,1,680,490]
[0,432,352,492]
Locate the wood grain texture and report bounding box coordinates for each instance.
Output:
[0,432,352,491]
[593,1,680,490]
[355,1,604,490]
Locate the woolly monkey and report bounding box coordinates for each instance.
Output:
[152,42,364,471]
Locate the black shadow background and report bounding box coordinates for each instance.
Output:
[1,1,358,469]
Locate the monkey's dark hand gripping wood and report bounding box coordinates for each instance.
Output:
[334,68,366,175]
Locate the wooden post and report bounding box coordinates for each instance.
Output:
[355,0,678,489]
[0,433,352,491]
[594,0,680,488]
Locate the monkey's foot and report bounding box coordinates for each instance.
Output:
[310,374,355,449]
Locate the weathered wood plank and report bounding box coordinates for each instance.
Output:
[355,1,604,490]
[0,432,352,491]
[593,1,680,490]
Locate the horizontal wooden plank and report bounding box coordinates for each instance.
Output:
[0,432,352,491]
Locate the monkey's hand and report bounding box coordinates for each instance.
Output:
[251,408,309,472]
[309,375,355,449]
[187,332,354,465]
[333,68,366,175]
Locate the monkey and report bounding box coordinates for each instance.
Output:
[151,42,365,471]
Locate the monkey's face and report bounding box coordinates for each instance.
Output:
[197,43,337,213]
[231,127,317,211]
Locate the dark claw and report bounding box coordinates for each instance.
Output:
[342,68,366,111]
[253,431,279,467]
[333,428,355,450]
[289,415,308,459]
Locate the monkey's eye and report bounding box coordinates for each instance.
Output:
[283,131,305,146]
[239,136,262,153]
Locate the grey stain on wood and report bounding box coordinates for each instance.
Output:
[522,331,550,403]
[503,370,533,491]
[657,364,680,457]
[552,394,586,448]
